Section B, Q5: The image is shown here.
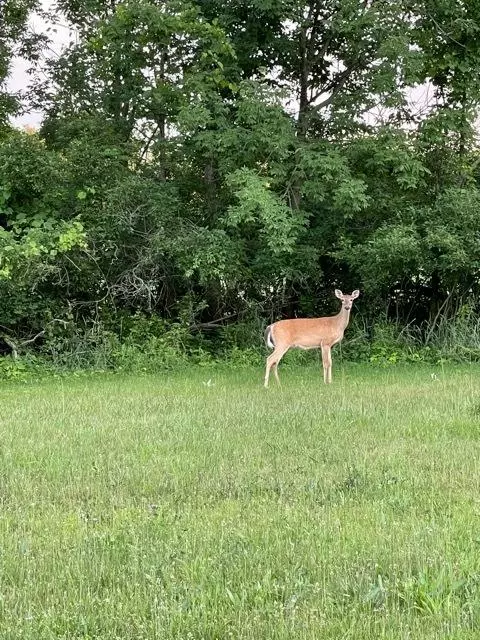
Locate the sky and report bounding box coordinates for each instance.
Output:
[8,0,74,128]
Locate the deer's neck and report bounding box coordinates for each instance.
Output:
[336,306,351,331]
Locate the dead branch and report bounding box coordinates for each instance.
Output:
[190,313,237,331]
[1,319,69,359]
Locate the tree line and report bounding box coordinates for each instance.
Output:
[0,0,479,364]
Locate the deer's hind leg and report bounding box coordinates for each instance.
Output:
[265,346,289,387]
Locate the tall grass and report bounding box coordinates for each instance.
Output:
[425,306,480,361]
[1,364,480,638]
[339,310,480,365]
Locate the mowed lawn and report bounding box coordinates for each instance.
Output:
[1,364,480,639]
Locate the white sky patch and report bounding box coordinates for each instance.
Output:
[8,0,75,128]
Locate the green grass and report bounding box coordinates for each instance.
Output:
[1,363,480,639]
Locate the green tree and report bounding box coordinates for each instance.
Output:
[39,0,235,150]
[200,0,420,136]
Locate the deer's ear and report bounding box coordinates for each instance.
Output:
[351,290,360,299]
[334,289,343,299]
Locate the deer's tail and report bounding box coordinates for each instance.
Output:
[264,325,275,349]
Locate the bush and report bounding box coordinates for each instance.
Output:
[39,312,213,372]
[2,307,480,378]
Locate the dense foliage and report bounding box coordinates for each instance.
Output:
[1,0,480,367]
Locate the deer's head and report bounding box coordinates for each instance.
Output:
[335,289,360,311]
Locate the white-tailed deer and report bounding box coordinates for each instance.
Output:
[264,289,360,387]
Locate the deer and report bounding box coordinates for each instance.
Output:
[264,289,360,387]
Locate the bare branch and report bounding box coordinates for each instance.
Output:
[19,330,45,347]
[310,64,358,110]
[0,319,69,359]
[190,313,237,331]
[2,336,18,360]
[428,14,467,49]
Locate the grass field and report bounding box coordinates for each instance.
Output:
[1,363,480,639]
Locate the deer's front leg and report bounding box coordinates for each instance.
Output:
[321,345,332,384]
